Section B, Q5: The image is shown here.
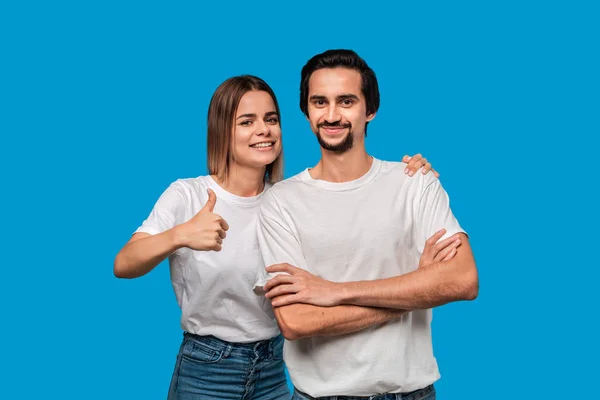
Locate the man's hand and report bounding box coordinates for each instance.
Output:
[264,263,340,307]
[263,230,461,308]
[419,228,461,268]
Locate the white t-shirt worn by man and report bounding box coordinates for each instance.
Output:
[136,175,279,343]
[255,158,465,397]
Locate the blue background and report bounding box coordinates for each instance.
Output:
[1,1,598,398]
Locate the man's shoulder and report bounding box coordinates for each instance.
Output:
[260,171,310,216]
[268,170,309,196]
[377,159,406,169]
[376,159,437,184]
[376,159,407,174]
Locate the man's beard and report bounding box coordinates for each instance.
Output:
[315,122,354,154]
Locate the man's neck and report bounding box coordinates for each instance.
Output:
[214,164,265,197]
[309,146,373,183]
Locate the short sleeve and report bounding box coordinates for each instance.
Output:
[254,190,308,295]
[135,182,187,236]
[416,179,466,253]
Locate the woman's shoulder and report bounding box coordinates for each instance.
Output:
[163,175,212,200]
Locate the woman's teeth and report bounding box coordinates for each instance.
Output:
[251,142,274,148]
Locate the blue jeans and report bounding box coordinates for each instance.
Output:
[168,332,290,400]
[292,385,435,400]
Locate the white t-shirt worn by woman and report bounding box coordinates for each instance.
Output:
[136,176,278,343]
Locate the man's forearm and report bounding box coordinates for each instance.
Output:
[338,264,467,310]
[274,303,407,340]
[338,238,479,310]
[339,261,478,310]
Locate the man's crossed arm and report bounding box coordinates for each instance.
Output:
[263,229,478,340]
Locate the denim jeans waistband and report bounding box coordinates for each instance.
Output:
[183,332,282,357]
[293,384,434,400]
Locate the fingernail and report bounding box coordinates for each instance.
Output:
[404,168,409,174]
[409,171,414,176]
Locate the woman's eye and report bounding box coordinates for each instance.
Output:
[267,117,279,124]
[240,120,252,126]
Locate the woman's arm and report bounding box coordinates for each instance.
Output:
[114,188,228,278]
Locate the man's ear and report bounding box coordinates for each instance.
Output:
[366,111,376,122]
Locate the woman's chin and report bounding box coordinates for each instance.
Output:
[244,151,281,167]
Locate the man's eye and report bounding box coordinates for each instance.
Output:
[341,99,354,106]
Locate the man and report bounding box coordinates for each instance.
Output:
[255,49,478,399]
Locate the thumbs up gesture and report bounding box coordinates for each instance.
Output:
[179,189,229,251]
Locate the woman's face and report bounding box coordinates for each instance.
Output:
[231,90,282,170]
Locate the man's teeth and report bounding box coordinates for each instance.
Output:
[251,142,274,148]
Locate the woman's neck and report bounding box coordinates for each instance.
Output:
[213,164,266,197]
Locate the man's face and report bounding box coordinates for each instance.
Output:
[306,67,375,154]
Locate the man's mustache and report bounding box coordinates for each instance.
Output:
[318,121,352,128]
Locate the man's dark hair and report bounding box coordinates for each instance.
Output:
[299,49,380,135]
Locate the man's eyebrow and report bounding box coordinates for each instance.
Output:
[308,94,360,101]
[336,94,360,101]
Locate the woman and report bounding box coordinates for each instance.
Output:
[114,75,445,399]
